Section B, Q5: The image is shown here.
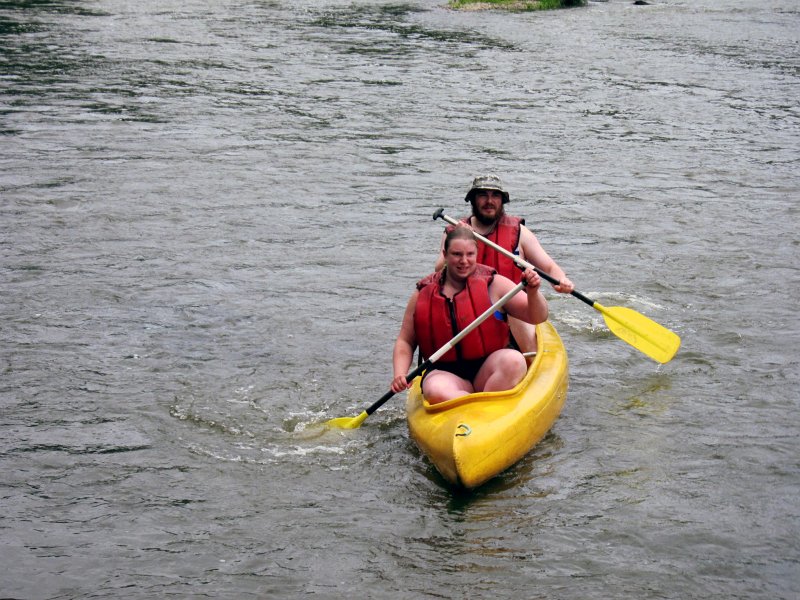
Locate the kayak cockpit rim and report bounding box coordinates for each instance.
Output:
[412,322,547,413]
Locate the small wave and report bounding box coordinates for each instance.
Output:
[169,404,253,436]
[262,444,348,458]
[184,439,359,465]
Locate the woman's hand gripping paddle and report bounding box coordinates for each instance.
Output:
[433,209,680,364]
[325,279,528,429]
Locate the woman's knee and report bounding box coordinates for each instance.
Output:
[475,350,526,391]
[497,350,527,376]
[422,371,472,404]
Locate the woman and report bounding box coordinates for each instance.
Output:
[391,227,548,404]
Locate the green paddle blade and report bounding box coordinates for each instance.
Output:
[596,304,681,364]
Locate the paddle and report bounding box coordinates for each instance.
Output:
[325,278,528,429]
[433,209,681,364]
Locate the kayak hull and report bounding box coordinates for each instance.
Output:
[406,321,568,489]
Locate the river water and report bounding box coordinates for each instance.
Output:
[1,0,798,598]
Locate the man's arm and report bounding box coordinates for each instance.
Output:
[518,227,574,293]
[434,231,446,272]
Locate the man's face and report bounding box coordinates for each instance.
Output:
[472,189,504,225]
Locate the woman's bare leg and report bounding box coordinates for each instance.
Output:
[421,370,474,404]
[473,349,527,393]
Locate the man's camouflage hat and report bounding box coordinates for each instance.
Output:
[464,174,510,204]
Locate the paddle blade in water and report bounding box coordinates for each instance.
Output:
[325,411,368,429]
[597,304,681,364]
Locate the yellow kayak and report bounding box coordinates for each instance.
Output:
[406,321,568,489]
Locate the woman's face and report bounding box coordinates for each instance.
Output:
[444,238,478,281]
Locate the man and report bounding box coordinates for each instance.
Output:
[391,227,548,405]
[434,174,574,352]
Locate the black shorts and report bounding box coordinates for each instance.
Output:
[421,358,487,392]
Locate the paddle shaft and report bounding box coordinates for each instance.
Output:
[362,278,527,417]
[433,208,681,364]
[434,208,599,309]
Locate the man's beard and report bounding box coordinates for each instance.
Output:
[472,202,503,226]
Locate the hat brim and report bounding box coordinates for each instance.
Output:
[465,188,510,203]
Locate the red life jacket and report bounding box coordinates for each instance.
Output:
[446,215,524,282]
[414,264,510,363]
